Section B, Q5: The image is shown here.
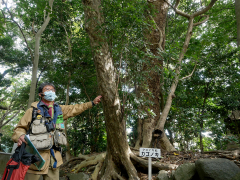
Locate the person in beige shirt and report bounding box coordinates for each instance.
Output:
[12,83,102,180]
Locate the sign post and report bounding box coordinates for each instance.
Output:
[139,148,161,180]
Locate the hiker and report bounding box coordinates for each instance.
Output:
[11,82,102,180]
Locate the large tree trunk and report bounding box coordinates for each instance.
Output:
[236,0,240,47]
[135,0,176,151]
[155,0,217,142]
[83,0,138,179]
[27,0,54,108]
[138,0,217,152]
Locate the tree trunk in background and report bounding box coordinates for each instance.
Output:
[28,0,54,108]
[154,0,217,152]
[199,82,210,153]
[83,0,139,179]
[64,72,71,161]
[134,84,144,149]
[168,129,174,145]
[134,118,143,149]
[157,131,176,151]
[200,127,203,152]
[63,24,73,161]
[236,0,240,47]
[135,0,176,151]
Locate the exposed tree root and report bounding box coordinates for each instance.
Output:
[65,149,178,179]
[61,149,240,180]
[203,149,240,159]
[113,171,126,180]
[70,152,106,180]
[87,166,96,173]
[99,157,138,180]
[99,159,120,180]
[91,160,103,180]
[61,157,85,167]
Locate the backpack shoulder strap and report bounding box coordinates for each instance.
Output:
[26,107,38,135]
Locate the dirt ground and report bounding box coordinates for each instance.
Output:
[60,150,240,179]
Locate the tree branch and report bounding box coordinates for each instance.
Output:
[0,107,22,129]
[81,81,91,102]
[1,108,10,122]
[32,21,36,35]
[147,10,164,51]
[193,15,209,26]
[173,0,190,19]
[166,0,217,19]
[36,65,47,89]
[174,0,180,9]
[1,9,6,19]
[175,9,190,19]
[163,0,190,18]
[0,105,8,110]
[62,24,72,55]
[36,0,54,36]
[180,63,197,80]
[192,0,218,18]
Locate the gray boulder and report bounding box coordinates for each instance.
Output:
[156,170,172,180]
[231,171,240,180]
[173,163,198,180]
[60,177,67,180]
[66,172,89,180]
[195,158,240,180]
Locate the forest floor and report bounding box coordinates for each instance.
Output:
[60,149,240,180]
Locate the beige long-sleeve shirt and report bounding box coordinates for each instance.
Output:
[12,101,92,174]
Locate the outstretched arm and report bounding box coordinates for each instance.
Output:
[61,95,102,119]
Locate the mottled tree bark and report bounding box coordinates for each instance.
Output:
[135,0,176,151]
[82,0,138,179]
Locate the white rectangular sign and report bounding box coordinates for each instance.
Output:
[139,148,161,158]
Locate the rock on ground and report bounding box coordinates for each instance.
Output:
[195,158,240,180]
[173,163,197,180]
[60,172,89,180]
[156,170,172,180]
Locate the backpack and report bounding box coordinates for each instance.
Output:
[1,143,39,180]
[28,107,67,150]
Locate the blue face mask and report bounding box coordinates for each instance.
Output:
[43,91,57,101]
